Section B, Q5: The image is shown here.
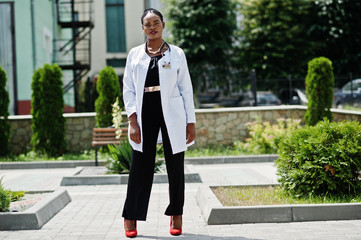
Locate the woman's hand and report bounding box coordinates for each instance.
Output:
[129,113,141,144]
[186,123,196,144]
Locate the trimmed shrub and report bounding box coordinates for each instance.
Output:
[0,65,11,156]
[31,64,67,157]
[304,57,334,126]
[95,66,121,127]
[31,68,45,151]
[276,119,361,198]
[234,118,301,154]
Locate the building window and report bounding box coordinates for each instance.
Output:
[106,58,126,68]
[105,0,126,53]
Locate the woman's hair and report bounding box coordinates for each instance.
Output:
[141,8,163,24]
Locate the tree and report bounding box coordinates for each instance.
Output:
[310,0,361,77]
[238,0,315,82]
[164,0,238,93]
[31,68,44,152]
[31,64,67,157]
[304,57,334,126]
[0,66,11,156]
[95,66,121,127]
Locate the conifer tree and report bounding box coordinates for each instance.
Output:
[95,66,121,127]
[0,66,11,156]
[31,64,67,156]
[305,57,334,126]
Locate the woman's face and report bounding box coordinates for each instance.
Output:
[142,12,164,40]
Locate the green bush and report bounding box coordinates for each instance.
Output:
[276,119,361,198]
[95,66,121,127]
[106,140,163,174]
[107,140,132,174]
[0,65,11,156]
[0,189,10,212]
[0,177,11,212]
[0,177,25,212]
[9,191,25,202]
[31,64,67,157]
[234,118,301,154]
[304,57,334,126]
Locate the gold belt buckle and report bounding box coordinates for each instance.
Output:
[144,86,160,92]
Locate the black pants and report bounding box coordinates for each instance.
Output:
[122,92,185,220]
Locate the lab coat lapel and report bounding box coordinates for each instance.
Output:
[134,47,150,151]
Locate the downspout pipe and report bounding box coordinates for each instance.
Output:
[52,0,57,64]
[30,0,36,70]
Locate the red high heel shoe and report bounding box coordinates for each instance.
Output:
[170,215,182,236]
[124,219,137,238]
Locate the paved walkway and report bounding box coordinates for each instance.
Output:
[1,162,361,239]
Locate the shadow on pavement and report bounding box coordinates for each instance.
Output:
[138,232,264,240]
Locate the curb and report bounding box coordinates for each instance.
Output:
[184,155,278,165]
[0,189,72,230]
[196,185,361,225]
[61,173,202,186]
[0,160,106,169]
[0,155,278,169]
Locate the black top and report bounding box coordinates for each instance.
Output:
[144,55,162,87]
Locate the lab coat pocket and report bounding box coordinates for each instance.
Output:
[170,96,186,124]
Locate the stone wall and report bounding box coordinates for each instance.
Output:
[9,113,96,154]
[194,106,306,147]
[8,106,361,154]
[194,106,361,147]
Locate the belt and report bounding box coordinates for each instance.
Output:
[144,86,160,92]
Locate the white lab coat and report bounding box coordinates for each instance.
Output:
[123,43,196,154]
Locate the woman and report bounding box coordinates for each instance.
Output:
[122,8,196,238]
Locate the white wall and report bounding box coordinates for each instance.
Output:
[89,0,107,78]
[90,0,146,77]
[124,0,145,53]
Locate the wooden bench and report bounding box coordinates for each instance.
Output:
[92,127,128,166]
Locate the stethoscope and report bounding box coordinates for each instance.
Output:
[145,40,171,69]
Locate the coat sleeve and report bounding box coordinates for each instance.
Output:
[177,49,196,124]
[123,50,137,118]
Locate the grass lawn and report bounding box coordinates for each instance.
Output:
[212,185,361,206]
[1,145,250,162]
[185,145,248,157]
[0,150,109,162]
[342,105,361,112]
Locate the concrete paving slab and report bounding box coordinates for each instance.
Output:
[0,168,80,191]
[1,161,361,239]
[1,184,361,239]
